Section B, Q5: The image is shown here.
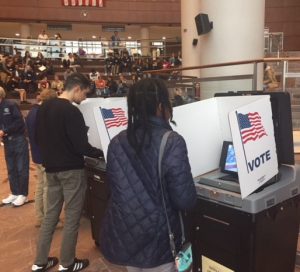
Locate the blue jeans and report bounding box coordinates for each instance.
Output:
[3,135,29,196]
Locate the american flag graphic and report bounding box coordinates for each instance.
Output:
[225,144,238,172]
[101,108,127,129]
[62,0,104,7]
[238,112,267,144]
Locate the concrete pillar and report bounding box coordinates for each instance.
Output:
[200,0,265,99]
[181,0,202,78]
[20,24,31,39]
[181,0,265,99]
[140,27,150,57]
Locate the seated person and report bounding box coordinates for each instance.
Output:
[120,51,132,74]
[264,63,279,91]
[162,58,171,69]
[21,65,37,93]
[38,75,50,90]
[63,68,74,80]
[71,53,81,71]
[6,76,30,104]
[34,52,46,68]
[106,76,118,96]
[104,53,114,75]
[62,53,81,71]
[112,53,120,75]
[50,74,64,95]
[172,88,185,107]
[89,69,100,82]
[0,55,12,85]
[134,58,144,76]
[5,58,16,82]
[169,53,177,67]
[23,50,32,66]
[95,75,107,96]
[12,51,23,65]
[78,47,86,57]
[117,74,129,95]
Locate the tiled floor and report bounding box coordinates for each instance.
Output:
[1,146,300,272]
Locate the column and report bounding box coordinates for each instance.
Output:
[20,24,31,39]
[140,27,150,57]
[181,0,202,78]
[181,0,265,99]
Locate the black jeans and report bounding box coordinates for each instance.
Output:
[3,135,29,196]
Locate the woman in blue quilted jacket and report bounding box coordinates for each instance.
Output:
[100,78,197,272]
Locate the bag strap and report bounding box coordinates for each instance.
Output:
[158,131,186,258]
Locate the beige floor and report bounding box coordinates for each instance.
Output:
[0,145,126,272]
[1,146,300,271]
[294,131,300,154]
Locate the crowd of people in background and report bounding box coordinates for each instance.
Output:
[0,45,182,102]
[0,30,192,272]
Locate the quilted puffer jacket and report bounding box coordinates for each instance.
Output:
[99,116,197,268]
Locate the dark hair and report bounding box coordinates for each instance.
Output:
[64,72,90,91]
[127,78,173,152]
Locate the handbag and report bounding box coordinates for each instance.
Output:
[158,131,193,272]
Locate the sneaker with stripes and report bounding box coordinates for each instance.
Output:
[58,258,89,272]
[31,257,59,271]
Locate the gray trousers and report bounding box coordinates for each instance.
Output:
[34,169,87,267]
[126,262,176,272]
[35,164,47,223]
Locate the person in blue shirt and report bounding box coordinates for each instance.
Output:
[25,89,59,227]
[111,31,121,49]
[0,86,29,206]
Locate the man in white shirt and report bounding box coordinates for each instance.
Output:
[89,69,100,82]
[38,30,49,45]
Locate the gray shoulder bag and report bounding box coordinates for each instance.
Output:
[158,131,193,272]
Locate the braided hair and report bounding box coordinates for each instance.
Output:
[127,78,173,153]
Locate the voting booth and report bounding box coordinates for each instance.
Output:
[172,94,300,272]
[79,94,300,272]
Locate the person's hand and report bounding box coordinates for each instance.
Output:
[0,130,5,138]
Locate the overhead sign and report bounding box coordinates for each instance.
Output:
[62,0,104,7]
[229,96,278,198]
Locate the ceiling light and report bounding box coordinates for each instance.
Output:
[15,33,20,37]
[81,10,88,17]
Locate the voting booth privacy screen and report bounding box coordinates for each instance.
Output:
[79,95,279,198]
[215,91,294,166]
[171,95,278,198]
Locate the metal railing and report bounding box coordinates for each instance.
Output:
[263,57,300,91]
[144,58,263,93]
[145,57,300,93]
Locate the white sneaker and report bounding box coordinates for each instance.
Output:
[12,195,28,206]
[2,194,18,204]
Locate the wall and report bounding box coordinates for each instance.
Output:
[0,1,299,51]
[265,0,300,51]
[0,0,180,25]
